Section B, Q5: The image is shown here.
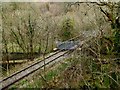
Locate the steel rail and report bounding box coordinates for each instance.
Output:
[0,50,61,83]
[0,50,69,90]
[1,35,82,82]
[0,35,83,90]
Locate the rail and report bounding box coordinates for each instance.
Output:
[0,50,70,90]
[0,35,92,90]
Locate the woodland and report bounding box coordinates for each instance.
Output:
[1,2,120,89]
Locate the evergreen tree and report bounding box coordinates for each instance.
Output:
[60,18,74,41]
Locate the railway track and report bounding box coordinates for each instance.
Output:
[0,50,70,90]
[0,35,92,90]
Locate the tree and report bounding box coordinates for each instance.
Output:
[96,1,120,54]
[59,18,75,41]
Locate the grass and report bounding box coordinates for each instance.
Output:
[9,57,70,88]
[7,38,120,89]
[7,44,120,89]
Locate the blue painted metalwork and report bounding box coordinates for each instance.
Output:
[57,41,79,50]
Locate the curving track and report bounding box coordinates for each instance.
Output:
[0,36,92,90]
[0,50,70,90]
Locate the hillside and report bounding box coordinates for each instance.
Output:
[1,2,120,89]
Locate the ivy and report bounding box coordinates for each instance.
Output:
[59,18,75,41]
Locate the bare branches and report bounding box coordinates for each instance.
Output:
[95,1,119,23]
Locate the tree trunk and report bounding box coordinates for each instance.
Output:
[38,39,41,54]
[43,27,49,75]
[2,29,9,75]
[30,36,34,61]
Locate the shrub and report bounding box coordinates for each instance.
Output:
[59,18,75,41]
